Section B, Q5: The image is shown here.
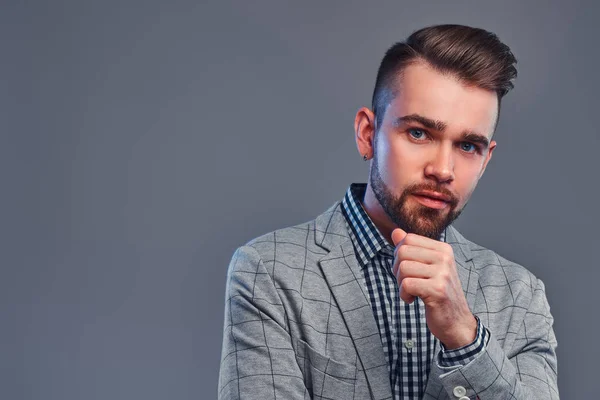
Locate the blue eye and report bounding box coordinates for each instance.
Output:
[408,129,426,140]
[460,142,477,153]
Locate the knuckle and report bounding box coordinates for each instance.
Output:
[434,281,446,296]
[441,253,453,265]
[439,270,451,282]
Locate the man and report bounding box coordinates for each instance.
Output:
[218,24,558,400]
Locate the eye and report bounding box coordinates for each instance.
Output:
[460,142,479,153]
[408,128,427,140]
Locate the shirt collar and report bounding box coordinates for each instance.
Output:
[340,183,446,268]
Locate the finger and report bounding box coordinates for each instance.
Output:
[399,277,421,304]
[402,277,450,304]
[391,228,407,246]
[400,277,429,303]
[396,260,434,281]
[402,232,450,252]
[395,244,441,265]
[400,290,416,304]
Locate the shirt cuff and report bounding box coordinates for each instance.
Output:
[438,315,489,368]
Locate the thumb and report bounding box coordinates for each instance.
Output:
[391,227,407,246]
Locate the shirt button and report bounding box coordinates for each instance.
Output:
[453,385,467,397]
[404,339,414,350]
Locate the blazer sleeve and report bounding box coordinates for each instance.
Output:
[218,245,308,400]
[429,277,559,399]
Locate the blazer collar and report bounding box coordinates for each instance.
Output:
[314,201,349,252]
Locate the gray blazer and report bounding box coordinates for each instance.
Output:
[218,201,558,399]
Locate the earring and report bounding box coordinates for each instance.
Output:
[363,154,369,161]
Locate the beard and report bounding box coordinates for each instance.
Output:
[369,157,464,240]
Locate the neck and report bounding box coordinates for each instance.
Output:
[361,183,397,246]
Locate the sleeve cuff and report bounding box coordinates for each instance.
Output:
[438,315,489,368]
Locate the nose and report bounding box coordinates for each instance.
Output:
[424,143,454,183]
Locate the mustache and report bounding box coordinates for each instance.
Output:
[405,183,459,206]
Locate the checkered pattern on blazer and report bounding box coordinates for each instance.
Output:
[218,201,558,399]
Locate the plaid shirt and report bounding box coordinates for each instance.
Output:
[341,183,488,400]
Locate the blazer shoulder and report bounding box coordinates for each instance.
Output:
[245,217,313,245]
[239,201,342,263]
[234,216,329,269]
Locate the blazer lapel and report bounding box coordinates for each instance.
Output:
[445,225,479,311]
[314,202,393,400]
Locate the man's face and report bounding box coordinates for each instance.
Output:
[369,62,498,239]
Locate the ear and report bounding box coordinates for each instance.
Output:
[354,107,377,159]
[478,140,497,178]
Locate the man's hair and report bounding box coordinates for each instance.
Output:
[371,24,518,131]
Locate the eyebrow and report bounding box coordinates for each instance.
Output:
[393,113,490,149]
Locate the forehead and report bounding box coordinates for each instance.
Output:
[386,62,499,138]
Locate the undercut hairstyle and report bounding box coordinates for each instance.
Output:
[371,24,518,132]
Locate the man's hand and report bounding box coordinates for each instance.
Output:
[391,227,477,349]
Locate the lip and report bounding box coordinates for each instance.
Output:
[413,190,452,202]
[412,192,452,210]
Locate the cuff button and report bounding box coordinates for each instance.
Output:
[453,385,467,397]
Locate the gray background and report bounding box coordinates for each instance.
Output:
[2,0,597,398]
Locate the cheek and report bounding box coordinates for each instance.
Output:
[382,137,423,176]
[392,143,422,163]
[454,161,485,201]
